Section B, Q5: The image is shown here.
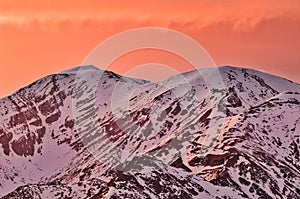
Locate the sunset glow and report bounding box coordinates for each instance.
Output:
[0,0,299,97]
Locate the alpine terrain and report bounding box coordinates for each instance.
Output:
[0,65,299,199]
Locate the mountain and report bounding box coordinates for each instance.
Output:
[0,65,299,199]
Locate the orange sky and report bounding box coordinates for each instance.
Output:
[0,0,299,97]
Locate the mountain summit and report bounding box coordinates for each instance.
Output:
[0,66,299,198]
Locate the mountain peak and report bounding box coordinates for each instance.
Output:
[1,65,300,198]
[60,65,101,74]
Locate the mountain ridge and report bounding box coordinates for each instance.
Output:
[2,65,299,99]
[0,65,299,198]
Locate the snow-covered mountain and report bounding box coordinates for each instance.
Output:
[0,66,299,199]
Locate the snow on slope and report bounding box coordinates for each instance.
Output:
[0,66,299,198]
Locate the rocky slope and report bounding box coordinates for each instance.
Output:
[0,66,299,198]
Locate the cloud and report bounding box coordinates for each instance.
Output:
[0,0,299,31]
